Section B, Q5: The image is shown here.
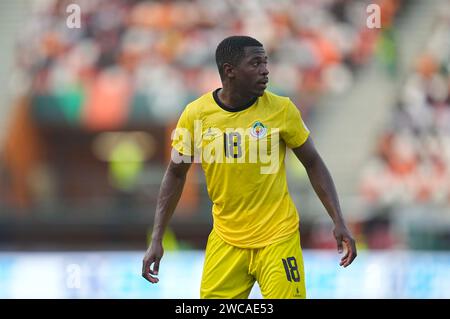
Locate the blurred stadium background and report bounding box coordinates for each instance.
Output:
[0,0,449,298]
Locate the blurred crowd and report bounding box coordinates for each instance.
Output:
[14,0,399,127]
[360,3,450,206]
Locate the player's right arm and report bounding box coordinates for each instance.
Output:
[142,150,193,284]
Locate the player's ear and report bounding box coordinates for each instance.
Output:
[223,63,235,79]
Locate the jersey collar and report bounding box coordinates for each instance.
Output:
[213,88,258,113]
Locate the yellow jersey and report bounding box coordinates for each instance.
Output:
[172,89,310,248]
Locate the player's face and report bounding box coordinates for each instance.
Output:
[235,46,269,97]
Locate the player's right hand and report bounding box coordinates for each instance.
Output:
[142,241,164,284]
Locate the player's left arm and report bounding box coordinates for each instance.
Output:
[292,137,357,267]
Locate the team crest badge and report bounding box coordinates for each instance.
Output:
[250,121,267,139]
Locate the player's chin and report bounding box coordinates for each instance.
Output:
[252,86,266,97]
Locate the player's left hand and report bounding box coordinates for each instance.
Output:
[333,224,357,267]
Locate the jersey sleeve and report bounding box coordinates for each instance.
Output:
[281,99,310,149]
[171,104,195,156]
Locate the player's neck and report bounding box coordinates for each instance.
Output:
[218,87,256,109]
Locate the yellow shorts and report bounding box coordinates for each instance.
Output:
[200,229,306,299]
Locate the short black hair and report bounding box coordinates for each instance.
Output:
[215,36,263,78]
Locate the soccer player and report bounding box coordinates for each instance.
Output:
[142,36,357,298]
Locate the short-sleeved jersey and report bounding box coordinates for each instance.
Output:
[172,89,310,248]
